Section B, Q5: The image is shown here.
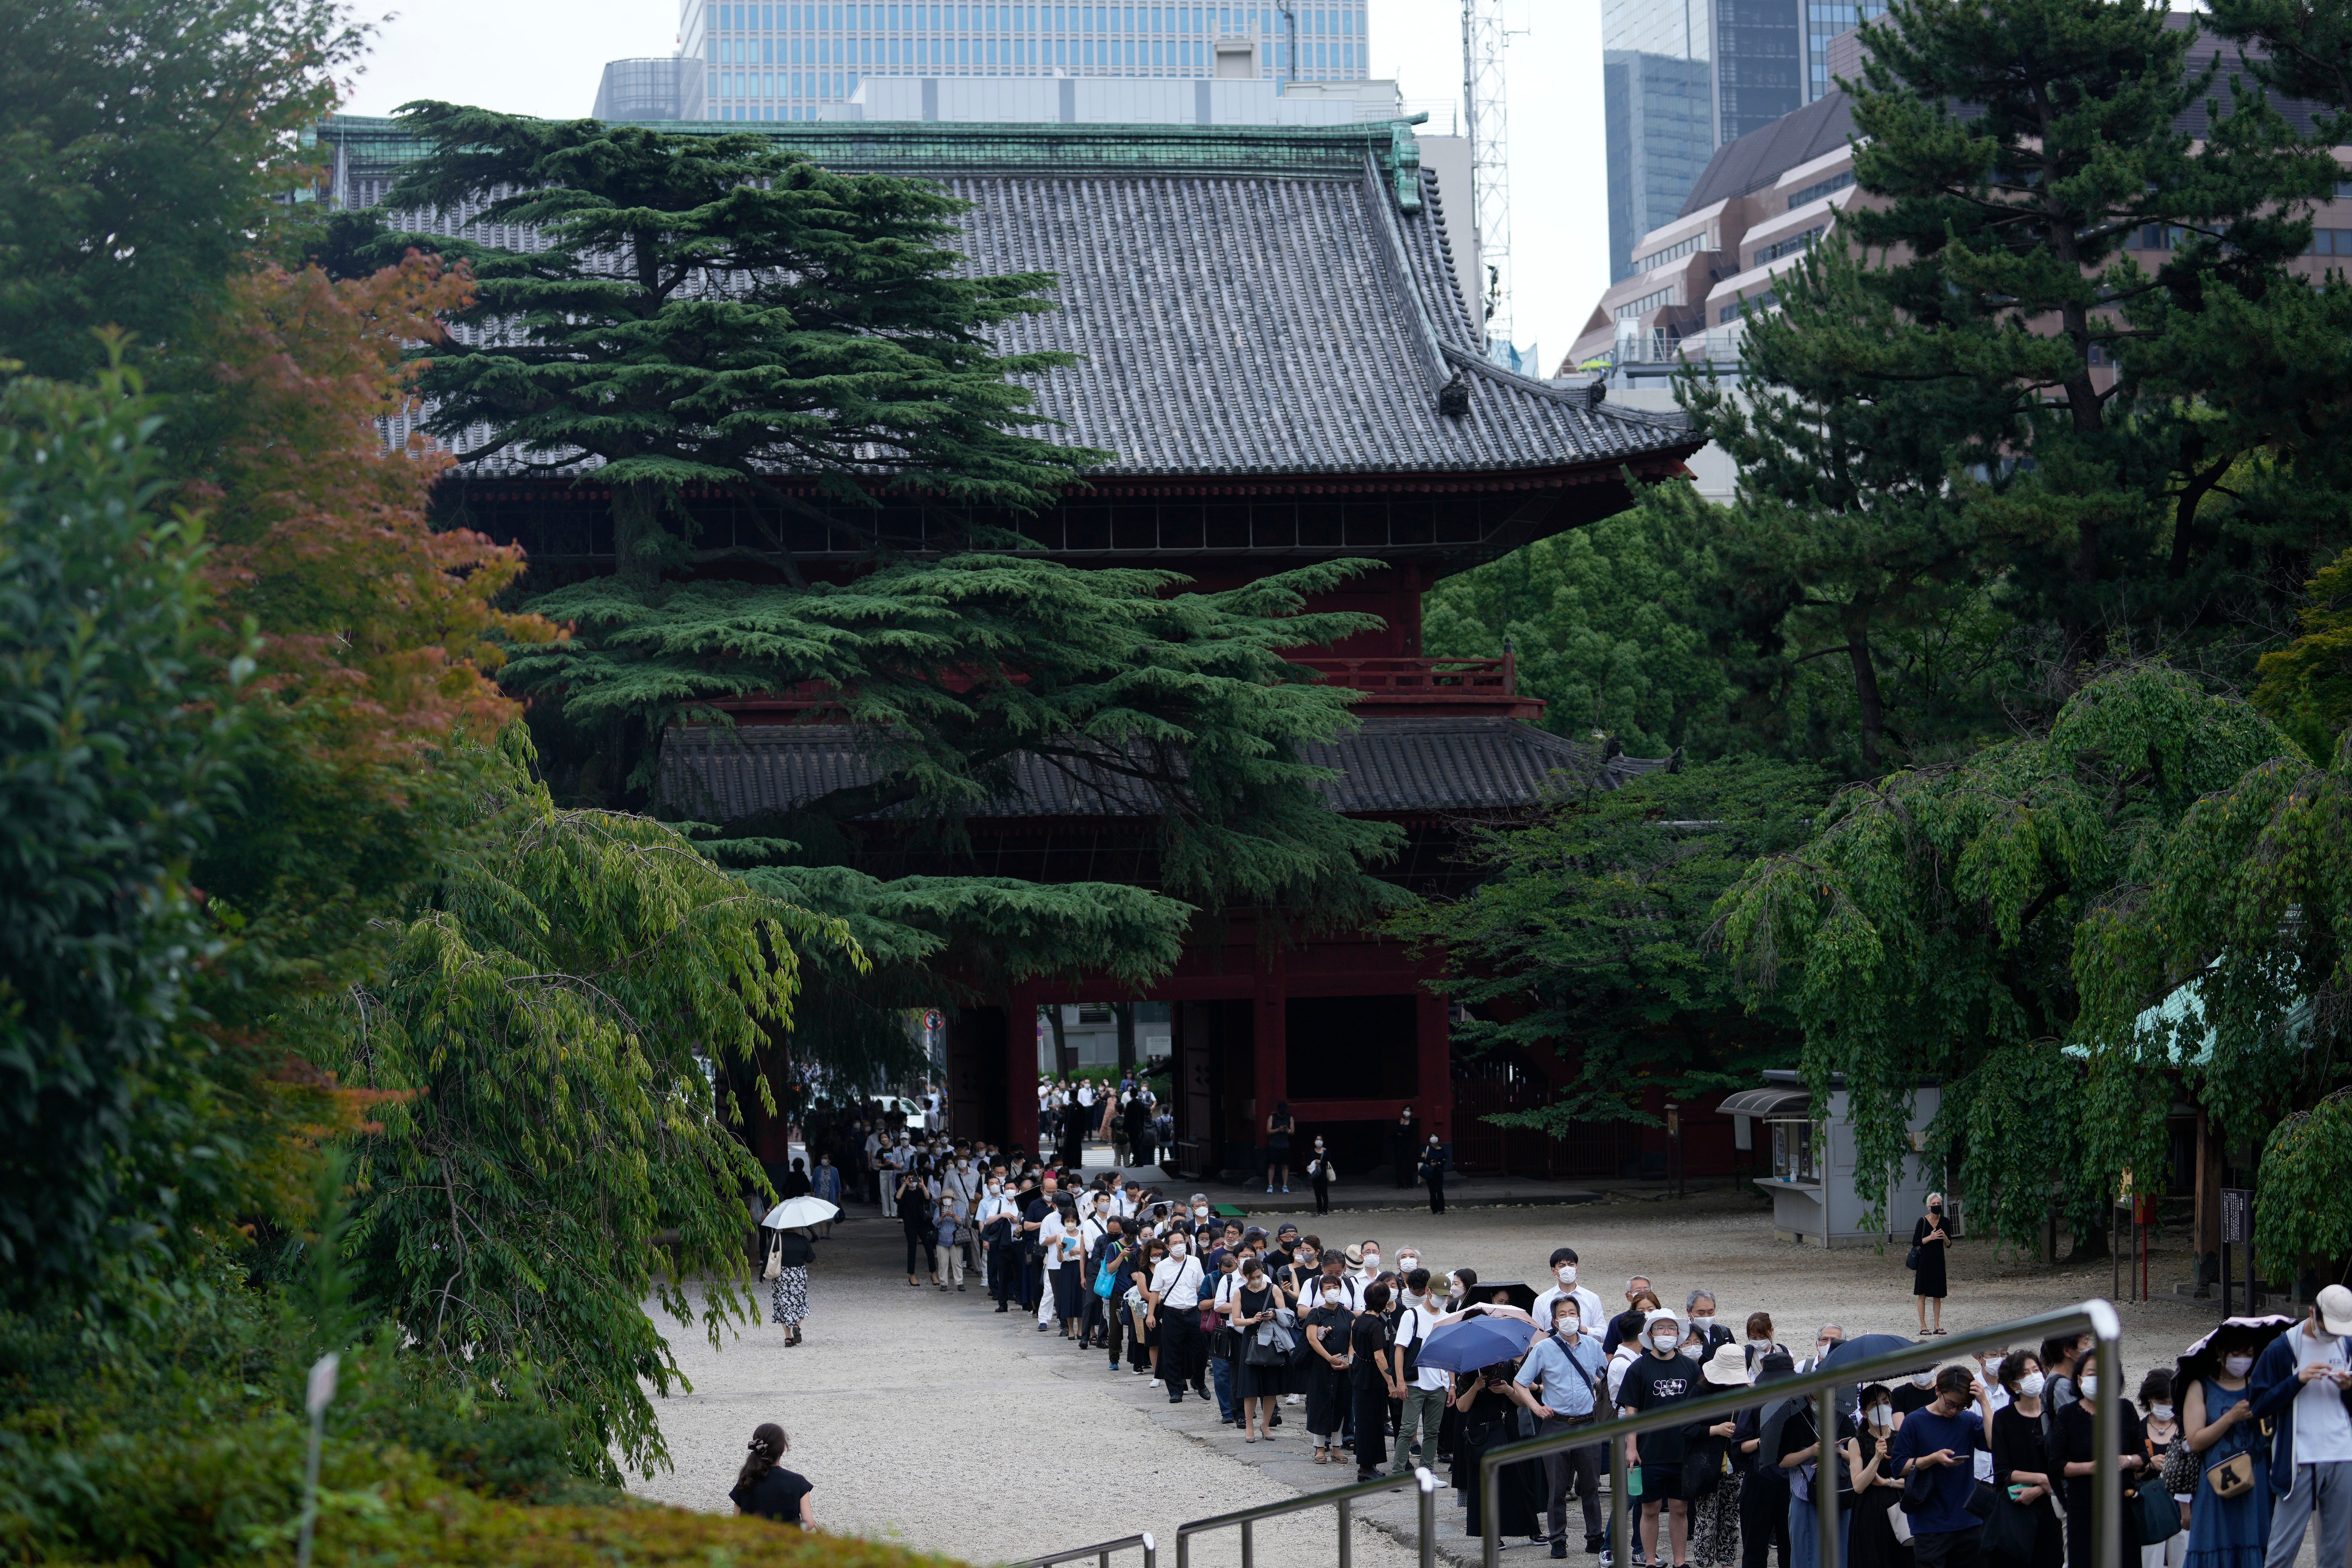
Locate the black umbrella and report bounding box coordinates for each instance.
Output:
[1821,1333,1928,1421]
[2174,1315,2295,1400]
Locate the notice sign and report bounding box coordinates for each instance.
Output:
[2221,1187,2254,1245]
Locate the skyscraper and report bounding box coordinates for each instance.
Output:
[1803,0,1883,100]
[674,2,1370,125]
[1600,0,1802,280]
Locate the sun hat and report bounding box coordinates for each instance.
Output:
[1704,1342,1753,1386]
[1344,1244,1365,1266]
[1645,1308,1681,1331]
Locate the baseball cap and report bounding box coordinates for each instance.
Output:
[2319,1283,2352,1335]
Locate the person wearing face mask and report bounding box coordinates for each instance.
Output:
[2181,1326,2274,1568]
[1847,1382,1911,1568]
[1684,1290,1734,1363]
[1304,1275,1358,1462]
[2247,1284,2352,1568]
[1733,1351,1796,1568]
[2138,1369,2187,1568]
[1800,1323,1847,1376]
[1390,1269,1450,1477]
[1892,1365,1999,1568]
[1536,1248,1607,1339]
[1607,1277,1659,1357]
[1910,1193,1952,1335]
[2054,1351,2148,1568]
[1620,1308,1702,1568]
[809,1153,842,1238]
[1354,1240,1384,1289]
[1744,1313,1788,1376]
[1146,1230,1207,1405]
[2040,1332,2094,1414]
[1894,1367,1943,1418]
[1391,1106,1418,1189]
[1308,1137,1336,1215]
[1514,1300,1612,1558]
[1419,1134,1448,1215]
[1989,1351,2063,1568]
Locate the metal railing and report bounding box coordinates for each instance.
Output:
[1479,1299,2126,1568]
[1174,1464,1439,1568]
[1006,1531,1156,1568]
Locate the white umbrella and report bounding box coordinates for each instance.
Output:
[762,1196,839,1229]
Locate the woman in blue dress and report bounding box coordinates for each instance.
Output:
[2181,1320,2285,1568]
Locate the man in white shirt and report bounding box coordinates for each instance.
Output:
[1532,1247,1607,1338]
[1351,1238,1383,1289]
[1389,1270,1450,1476]
[1148,1236,1208,1404]
[973,1178,1014,1290]
[1034,1196,1069,1329]
[2254,1284,2352,1568]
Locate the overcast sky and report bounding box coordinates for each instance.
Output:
[336,0,1609,370]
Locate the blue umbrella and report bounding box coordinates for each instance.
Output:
[1420,1312,1539,1375]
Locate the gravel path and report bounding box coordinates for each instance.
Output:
[629,1185,2289,1568]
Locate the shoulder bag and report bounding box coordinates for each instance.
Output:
[1981,1495,2040,1560]
[2207,1449,2258,1500]
[2159,1436,2197,1496]
[2135,1475,2184,1543]
[762,1233,783,1281]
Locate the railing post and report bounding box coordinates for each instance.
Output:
[1142,1532,1156,1568]
[1483,1443,1502,1568]
[1817,1387,1842,1568]
[1611,1423,1632,1568]
[1417,1467,1438,1568]
[1175,1527,1188,1568]
[1240,1518,1253,1568]
[1337,1494,1351,1568]
[2090,1299,2125,1568]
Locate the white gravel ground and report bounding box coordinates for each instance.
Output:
[628,1184,2307,1568]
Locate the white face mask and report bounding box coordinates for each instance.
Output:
[1561,1319,1582,1338]
[1168,1243,1186,1256]
[1692,1315,1715,1330]
[2224,1355,2255,1379]
[1912,1372,1936,1388]
[2079,1376,2098,1399]
[1399,1257,1419,1273]
[1871,1404,1893,1425]
[2018,1372,2046,1398]
[1558,1266,1578,1284]
[1651,1331,1679,1351]
[1193,1205,1210,1218]
[2151,1404,2174,1422]
[1323,1292,1343,1307]
[1749,1338,1774,1352]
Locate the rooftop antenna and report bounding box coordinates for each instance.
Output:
[1462,0,1513,357]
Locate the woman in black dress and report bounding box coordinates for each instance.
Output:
[2055,1350,2146,1568]
[1848,1383,1914,1568]
[1911,1193,1951,1334]
[730,1422,814,1528]
[1265,1101,1295,1195]
[1453,1361,1545,1543]
[1989,1351,2065,1568]
[897,1165,938,1288]
[1230,1257,1283,1442]
[1304,1278,1355,1463]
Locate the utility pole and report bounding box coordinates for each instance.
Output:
[1461,0,1512,357]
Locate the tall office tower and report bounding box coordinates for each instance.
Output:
[1600,0,1800,280]
[594,57,701,118]
[1803,0,1882,99]
[682,1,1370,125]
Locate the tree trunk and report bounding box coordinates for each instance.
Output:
[1113,1003,1137,1074]
[613,478,671,584]
[1047,1006,1073,1077]
[1841,603,1887,771]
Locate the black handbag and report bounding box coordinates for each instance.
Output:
[1245,1328,1283,1367]
[2135,1483,2183,1543]
[1982,1496,2041,1559]
[1905,1244,1922,1269]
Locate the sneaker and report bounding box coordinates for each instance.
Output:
[1553,1545,1569,1560]
[1266,1184,1274,1193]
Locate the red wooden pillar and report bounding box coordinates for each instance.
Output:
[1253,947,1287,1169]
[1006,982,1041,1158]
[1416,987,1452,1145]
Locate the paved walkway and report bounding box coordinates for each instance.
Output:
[635,1183,2307,1568]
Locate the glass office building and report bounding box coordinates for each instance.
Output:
[1600,0,1801,281]
[1804,0,1883,99]
[681,2,1370,124]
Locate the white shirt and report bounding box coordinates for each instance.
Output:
[1110,1189,1137,1219]
[1152,1255,1204,1310]
[1533,1284,1607,1337]
[1606,1344,1640,1404]
[1976,1380,2010,1482]
[1038,1210,1068,1269]
[1396,1302,1449,1391]
[2291,1330,2352,1462]
[975,1191,1013,1228]
[1078,1084,1096,1107]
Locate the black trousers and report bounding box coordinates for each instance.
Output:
[990,1245,1021,1305]
[904,1228,929,1275]
[1427,1176,1446,1214]
[1353,1382,1391,1473]
[1313,1175,1331,1214]
[1741,1468,1790,1568]
[1158,1310,1204,1399]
